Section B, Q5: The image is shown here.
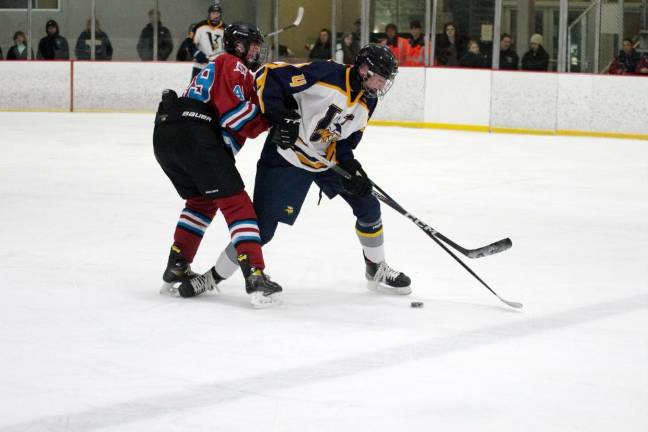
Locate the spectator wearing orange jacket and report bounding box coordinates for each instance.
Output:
[405,20,425,66]
[383,23,409,65]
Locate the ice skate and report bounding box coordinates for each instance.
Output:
[177,267,225,298]
[160,246,199,296]
[365,257,412,295]
[238,254,283,308]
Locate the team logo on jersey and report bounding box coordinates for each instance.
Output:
[289,74,307,87]
[284,206,294,215]
[310,104,355,143]
[233,85,245,101]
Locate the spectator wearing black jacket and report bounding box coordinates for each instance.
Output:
[499,33,519,70]
[459,40,488,68]
[6,31,33,60]
[435,22,466,66]
[609,39,641,75]
[75,18,113,60]
[176,24,198,62]
[0,46,3,59]
[137,9,173,61]
[521,33,549,71]
[308,28,332,61]
[37,19,69,60]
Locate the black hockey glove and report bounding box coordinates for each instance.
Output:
[267,110,301,150]
[338,159,372,197]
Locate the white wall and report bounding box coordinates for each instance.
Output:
[0,61,69,111]
[73,61,191,111]
[1,61,647,137]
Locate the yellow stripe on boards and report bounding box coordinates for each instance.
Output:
[368,120,648,141]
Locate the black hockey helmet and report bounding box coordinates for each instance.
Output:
[208,1,222,14]
[354,44,398,98]
[208,1,223,26]
[224,22,266,70]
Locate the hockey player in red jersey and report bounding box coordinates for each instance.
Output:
[153,22,281,308]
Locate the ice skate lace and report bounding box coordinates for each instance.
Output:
[374,262,401,283]
[192,271,219,294]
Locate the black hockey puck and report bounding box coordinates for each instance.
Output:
[410,301,424,308]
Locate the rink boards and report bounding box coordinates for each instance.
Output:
[1,61,647,139]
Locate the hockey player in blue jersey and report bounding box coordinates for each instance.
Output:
[185,44,412,298]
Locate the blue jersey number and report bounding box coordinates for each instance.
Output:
[187,63,216,102]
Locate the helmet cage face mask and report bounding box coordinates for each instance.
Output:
[225,24,266,71]
[362,67,398,99]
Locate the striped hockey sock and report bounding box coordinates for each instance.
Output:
[172,199,217,263]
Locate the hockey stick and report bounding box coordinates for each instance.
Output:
[293,140,511,258]
[292,139,521,309]
[264,7,305,38]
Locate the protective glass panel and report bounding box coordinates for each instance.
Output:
[374,0,427,67]
[0,7,31,59]
[96,0,154,61]
[331,0,362,65]
[430,0,495,69]
[500,0,557,72]
[157,0,213,64]
[26,0,86,60]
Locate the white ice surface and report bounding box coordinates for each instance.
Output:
[0,113,646,432]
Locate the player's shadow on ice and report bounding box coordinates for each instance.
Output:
[2,294,646,432]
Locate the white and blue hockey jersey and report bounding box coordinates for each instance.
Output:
[255,60,377,172]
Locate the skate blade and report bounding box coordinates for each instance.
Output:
[160,282,180,296]
[249,291,282,309]
[366,280,412,296]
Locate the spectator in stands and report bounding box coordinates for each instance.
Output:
[37,19,69,60]
[6,31,33,60]
[75,18,113,60]
[383,23,409,65]
[459,40,488,68]
[137,9,173,61]
[406,20,425,66]
[308,28,332,60]
[176,24,197,62]
[609,39,640,75]
[435,22,466,66]
[499,33,519,70]
[336,33,357,64]
[521,33,549,71]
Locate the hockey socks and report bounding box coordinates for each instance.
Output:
[173,197,217,263]
[217,191,265,270]
[355,217,385,263]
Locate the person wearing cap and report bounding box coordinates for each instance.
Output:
[6,31,33,60]
[521,33,549,71]
[37,19,69,60]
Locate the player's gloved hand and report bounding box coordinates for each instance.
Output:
[338,159,372,197]
[267,110,301,150]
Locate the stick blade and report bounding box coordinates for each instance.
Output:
[499,297,523,309]
[293,6,304,26]
[467,238,513,259]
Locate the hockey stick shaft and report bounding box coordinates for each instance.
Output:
[264,7,304,37]
[291,140,521,309]
[293,140,511,258]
